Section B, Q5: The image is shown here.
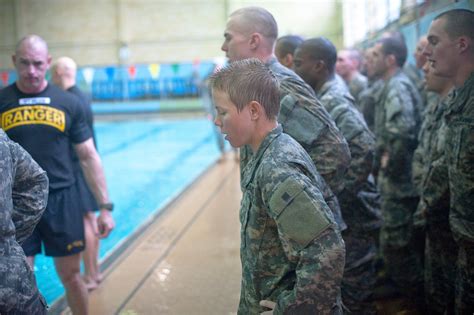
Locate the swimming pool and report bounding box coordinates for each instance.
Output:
[34,116,223,305]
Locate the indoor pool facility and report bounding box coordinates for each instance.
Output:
[36,111,225,307]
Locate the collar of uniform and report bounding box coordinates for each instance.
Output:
[316,78,337,99]
[240,125,283,190]
[446,71,474,117]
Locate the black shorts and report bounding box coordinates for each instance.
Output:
[22,184,85,257]
[75,169,99,214]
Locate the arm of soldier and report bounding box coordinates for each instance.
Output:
[74,138,115,238]
[279,94,351,196]
[264,173,345,314]
[331,103,375,193]
[449,122,474,241]
[412,141,425,191]
[383,89,417,174]
[10,140,49,244]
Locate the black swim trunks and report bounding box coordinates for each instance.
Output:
[22,184,85,257]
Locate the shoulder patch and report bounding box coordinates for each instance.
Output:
[269,176,332,250]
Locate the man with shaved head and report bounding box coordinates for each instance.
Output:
[222,6,351,232]
[294,37,381,314]
[336,48,368,103]
[275,35,304,69]
[370,36,425,310]
[424,9,474,314]
[0,35,115,314]
[51,56,103,291]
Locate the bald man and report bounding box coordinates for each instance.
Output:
[0,35,115,315]
[221,6,351,231]
[51,57,103,291]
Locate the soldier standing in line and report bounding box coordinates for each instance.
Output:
[424,9,474,314]
[274,35,304,69]
[413,61,456,314]
[293,37,382,314]
[370,36,425,310]
[221,6,351,231]
[357,46,385,132]
[210,58,345,315]
[0,129,49,314]
[336,48,368,103]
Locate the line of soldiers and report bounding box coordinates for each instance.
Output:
[229,6,473,315]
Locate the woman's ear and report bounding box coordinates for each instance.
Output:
[248,101,263,120]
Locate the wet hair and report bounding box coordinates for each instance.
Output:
[209,58,280,120]
[275,35,304,57]
[299,37,337,73]
[230,7,278,42]
[435,9,474,40]
[377,36,407,67]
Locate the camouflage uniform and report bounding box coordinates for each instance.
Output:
[444,72,474,315]
[240,58,351,231]
[317,78,382,314]
[404,62,426,121]
[239,125,345,315]
[0,129,49,314]
[347,72,368,104]
[357,79,384,132]
[412,91,458,313]
[374,70,424,301]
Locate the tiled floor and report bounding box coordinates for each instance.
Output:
[87,154,242,315]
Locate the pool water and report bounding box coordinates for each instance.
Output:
[34,117,223,305]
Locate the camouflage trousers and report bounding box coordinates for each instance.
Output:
[379,196,424,301]
[454,239,474,315]
[425,220,457,314]
[341,228,378,314]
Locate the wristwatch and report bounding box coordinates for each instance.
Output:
[99,202,114,211]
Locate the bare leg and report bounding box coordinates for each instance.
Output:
[54,254,88,315]
[83,212,101,290]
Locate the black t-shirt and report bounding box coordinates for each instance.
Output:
[0,83,92,190]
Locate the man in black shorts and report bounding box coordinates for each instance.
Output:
[51,56,103,291]
[0,34,115,314]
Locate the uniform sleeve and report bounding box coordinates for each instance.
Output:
[279,94,351,196]
[330,102,375,194]
[274,229,345,315]
[264,173,345,314]
[10,140,49,244]
[383,85,418,175]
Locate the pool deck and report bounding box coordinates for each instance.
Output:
[83,153,241,315]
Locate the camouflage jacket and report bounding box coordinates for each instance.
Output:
[357,79,384,132]
[374,70,421,199]
[412,92,451,226]
[239,125,345,315]
[348,72,368,104]
[444,71,474,242]
[0,129,48,310]
[317,78,382,232]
